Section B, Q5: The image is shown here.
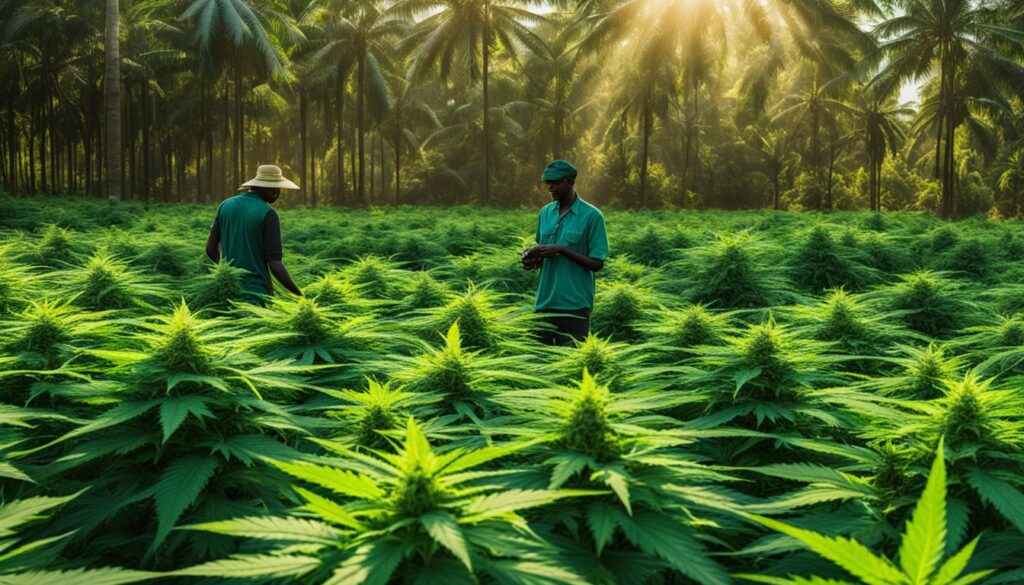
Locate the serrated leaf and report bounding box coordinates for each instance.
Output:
[149,455,219,553]
[185,515,344,544]
[0,567,160,585]
[464,489,563,519]
[585,501,619,555]
[549,453,596,489]
[169,554,320,578]
[0,462,33,483]
[0,493,78,538]
[748,463,874,496]
[158,395,214,444]
[476,558,589,585]
[749,514,904,585]
[295,487,363,530]
[269,460,383,500]
[618,510,730,585]
[203,434,302,465]
[595,468,632,515]
[734,368,762,394]
[932,536,981,585]
[325,541,413,585]
[900,437,947,583]
[964,468,1024,534]
[14,400,159,456]
[421,511,472,571]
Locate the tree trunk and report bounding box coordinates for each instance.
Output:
[104,0,121,200]
[234,60,243,190]
[379,130,385,203]
[142,80,151,202]
[357,54,366,204]
[773,163,780,210]
[395,124,401,205]
[7,98,16,194]
[336,66,345,205]
[639,97,652,208]
[482,0,491,204]
[300,89,307,205]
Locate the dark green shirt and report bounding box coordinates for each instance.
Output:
[534,195,609,311]
[210,192,283,302]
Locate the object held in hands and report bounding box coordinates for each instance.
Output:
[521,247,542,270]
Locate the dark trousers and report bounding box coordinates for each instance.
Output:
[536,308,591,346]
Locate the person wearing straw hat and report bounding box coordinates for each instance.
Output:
[521,160,609,345]
[205,164,303,304]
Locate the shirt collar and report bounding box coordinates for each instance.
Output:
[553,192,582,216]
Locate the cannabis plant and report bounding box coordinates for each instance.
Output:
[738,439,994,585]
[383,322,544,420]
[186,260,248,311]
[58,251,169,311]
[407,284,536,351]
[315,378,442,448]
[786,289,913,359]
[639,304,736,361]
[0,299,117,374]
[180,417,590,584]
[788,226,879,292]
[0,491,156,584]
[876,372,1024,537]
[238,295,401,375]
[674,232,797,309]
[870,271,982,338]
[15,302,318,568]
[487,371,739,584]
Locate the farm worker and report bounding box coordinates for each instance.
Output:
[205,164,303,304]
[521,160,609,345]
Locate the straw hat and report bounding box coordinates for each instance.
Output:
[240,164,300,190]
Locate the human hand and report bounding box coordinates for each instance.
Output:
[521,248,542,270]
[533,245,563,258]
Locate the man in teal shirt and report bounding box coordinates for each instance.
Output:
[522,160,609,345]
[205,164,303,304]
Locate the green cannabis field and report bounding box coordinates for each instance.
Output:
[2,196,1024,584]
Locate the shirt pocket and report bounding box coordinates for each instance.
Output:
[540,228,557,245]
[564,229,585,253]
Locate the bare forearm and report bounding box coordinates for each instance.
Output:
[558,247,603,272]
[268,260,302,296]
[205,235,220,263]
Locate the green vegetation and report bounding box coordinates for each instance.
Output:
[2,197,1024,582]
[2,1,1023,215]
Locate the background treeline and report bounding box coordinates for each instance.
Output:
[2,0,1024,215]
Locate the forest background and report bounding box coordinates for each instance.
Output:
[1,0,1024,217]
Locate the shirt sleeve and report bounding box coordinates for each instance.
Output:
[588,212,609,261]
[535,210,542,244]
[263,208,283,262]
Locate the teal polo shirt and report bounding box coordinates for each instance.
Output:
[211,192,283,303]
[534,195,609,310]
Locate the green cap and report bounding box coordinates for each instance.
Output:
[541,160,578,182]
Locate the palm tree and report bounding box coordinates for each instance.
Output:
[772,70,846,209]
[382,71,440,204]
[749,126,798,210]
[178,0,292,195]
[996,148,1024,215]
[303,1,403,205]
[517,19,599,162]
[105,0,121,201]
[872,0,1024,217]
[824,84,912,211]
[604,58,674,208]
[393,0,546,204]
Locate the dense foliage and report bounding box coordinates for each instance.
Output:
[1,196,1024,582]
[1,1,1024,215]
